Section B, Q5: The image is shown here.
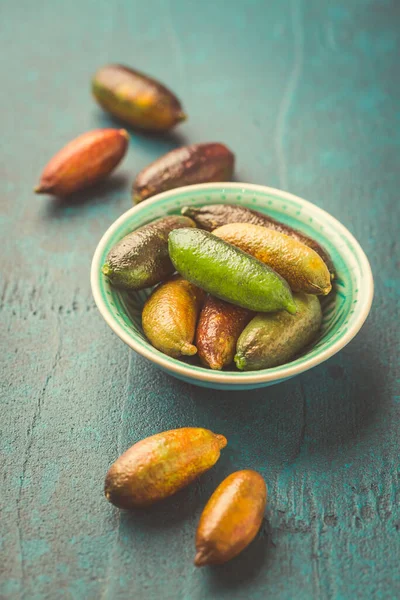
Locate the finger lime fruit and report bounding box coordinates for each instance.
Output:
[235,293,322,371]
[182,203,333,273]
[105,428,227,509]
[133,143,234,204]
[142,276,205,358]
[214,222,332,295]
[102,216,195,290]
[35,128,129,196]
[92,64,186,132]
[196,296,253,370]
[168,228,296,314]
[195,470,267,566]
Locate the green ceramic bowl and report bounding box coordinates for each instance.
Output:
[91,183,373,390]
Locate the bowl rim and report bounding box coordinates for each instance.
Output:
[91,182,374,385]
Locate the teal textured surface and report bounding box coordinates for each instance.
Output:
[1,0,399,599]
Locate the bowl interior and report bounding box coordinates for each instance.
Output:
[93,184,371,384]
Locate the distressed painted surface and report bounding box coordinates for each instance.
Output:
[0,0,399,598]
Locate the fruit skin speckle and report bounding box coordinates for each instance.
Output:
[142,275,205,358]
[92,64,186,132]
[235,293,322,371]
[181,203,334,274]
[104,428,227,509]
[102,216,195,291]
[195,470,267,566]
[196,295,253,370]
[214,222,332,295]
[168,228,297,315]
[133,143,234,204]
[35,128,129,196]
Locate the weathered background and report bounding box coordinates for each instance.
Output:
[1,0,399,598]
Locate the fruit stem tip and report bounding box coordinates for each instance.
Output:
[181,343,197,356]
[119,129,130,140]
[322,284,332,296]
[209,361,223,371]
[102,264,112,277]
[286,301,297,315]
[234,354,246,371]
[216,434,227,449]
[194,551,208,567]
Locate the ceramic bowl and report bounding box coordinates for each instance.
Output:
[91,183,373,390]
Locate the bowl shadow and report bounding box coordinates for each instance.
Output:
[135,324,385,467]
